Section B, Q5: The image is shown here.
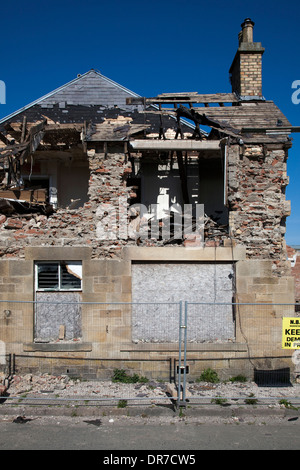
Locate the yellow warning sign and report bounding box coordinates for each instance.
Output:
[282,318,300,349]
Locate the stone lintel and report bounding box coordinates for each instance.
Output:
[122,246,246,261]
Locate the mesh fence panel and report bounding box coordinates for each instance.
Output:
[0,300,181,405]
[0,300,299,405]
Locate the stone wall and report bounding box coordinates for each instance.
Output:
[0,246,295,380]
[0,144,135,259]
[287,245,300,303]
[227,143,291,275]
[0,138,296,379]
[0,140,292,274]
[0,250,133,354]
[235,259,295,373]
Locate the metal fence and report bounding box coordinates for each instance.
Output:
[0,299,300,407]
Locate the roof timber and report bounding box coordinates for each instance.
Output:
[138,103,292,133]
[126,93,239,105]
[85,121,150,142]
[127,92,292,138]
[129,140,221,151]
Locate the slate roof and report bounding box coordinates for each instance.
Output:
[198,102,292,131]
[0,69,194,136]
[0,69,141,122]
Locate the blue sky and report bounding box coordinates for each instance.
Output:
[0,0,299,245]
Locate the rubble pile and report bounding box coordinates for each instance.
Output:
[4,373,169,402]
[1,373,300,404]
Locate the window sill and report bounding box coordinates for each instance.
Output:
[24,342,92,352]
[120,342,248,352]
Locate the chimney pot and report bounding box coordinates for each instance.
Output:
[241,18,255,43]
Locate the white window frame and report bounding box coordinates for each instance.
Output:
[35,261,82,292]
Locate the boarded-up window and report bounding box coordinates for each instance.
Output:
[34,262,82,342]
[131,263,234,343]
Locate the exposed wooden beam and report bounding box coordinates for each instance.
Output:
[129,140,221,151]
[20,116,27,143]
[126,93,238,105]
[0,131,11,146]
[242,126,298,133]
[0,142,29,157]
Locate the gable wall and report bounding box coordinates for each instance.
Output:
[0,67,297,380]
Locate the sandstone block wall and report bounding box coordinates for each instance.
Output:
[0,253,295,380]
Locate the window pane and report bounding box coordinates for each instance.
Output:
[60,262,82,290]
[37,263,59,289]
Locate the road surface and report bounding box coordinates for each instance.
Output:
[0,413,299,452]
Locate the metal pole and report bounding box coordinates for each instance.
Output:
[8,353,12,377]
[12,353,16,375]
[177,301,183,408]
[182,301,188,405]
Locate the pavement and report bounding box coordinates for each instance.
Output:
[0,398,299,424]
[1,400,300,451]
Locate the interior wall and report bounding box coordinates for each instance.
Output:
[57,162,89,208]
[140,158,227,224]
[140,161,184,217]
[198,158,228,224]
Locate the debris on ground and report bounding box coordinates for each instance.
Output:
[1,373,300,405]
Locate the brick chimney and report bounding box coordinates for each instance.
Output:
[229,18,265,99]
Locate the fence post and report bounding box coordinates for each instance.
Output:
[182,301,188,405]
[177,300,188,408]
[178,300,183,408]
[8,353,12,377]
[12,353,16,375]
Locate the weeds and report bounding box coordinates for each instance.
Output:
[279,399,298,410]
[229,375,247,383]
[244,393,258,405]
[112,368,149,384]
[196,368,219,384]
[117,399,128,408]
[211,396,228,406]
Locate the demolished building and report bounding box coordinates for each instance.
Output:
[0,18,298,381]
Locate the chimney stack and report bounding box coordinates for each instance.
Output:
[230,18,265,99]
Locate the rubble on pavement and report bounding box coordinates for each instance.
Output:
[1,373,300,405]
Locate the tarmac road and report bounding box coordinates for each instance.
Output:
[0,405,300,451]
[1,420,300,451]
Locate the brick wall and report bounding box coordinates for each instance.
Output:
[229,18,265,98]
[240,53,263,97]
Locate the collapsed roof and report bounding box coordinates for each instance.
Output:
[0,67,295,216]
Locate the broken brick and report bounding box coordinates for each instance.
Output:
[5,218,23,230]
[0,384,7,396]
